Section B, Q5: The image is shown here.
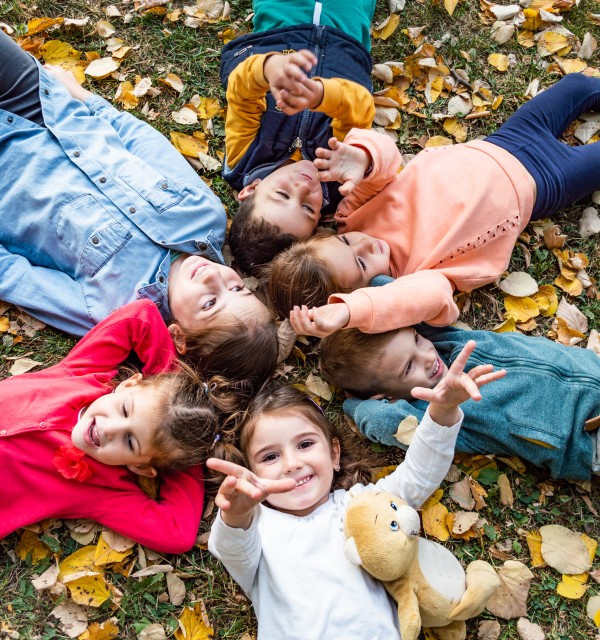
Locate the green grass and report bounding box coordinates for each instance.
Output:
[1,0,600,637]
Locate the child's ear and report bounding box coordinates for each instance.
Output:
[168,323,187,355]
[237,178,262,201]
[331,437,341,470]
[116,373,143,391]
[127,463,158,478]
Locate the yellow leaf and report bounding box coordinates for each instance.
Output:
[421,501,450,541]
[174,601,214,640]
[15,530,52,563]
[196,97,220,119]
[26,17,64,35]
[442,117,467,142]
[561,58,587,74]
[525,530,546,568]
[488,53,509,72]
[115,81,139,110]
[491,95,504,110]
[518,30,536,48]
[425,75,444,104]
[554,273,583,296]
[160,73,184,93]
[522,9,542,31]
[0,317,9,332]
[372,14,400,41]
[59,546,98,581]
[40,40,81,63]
[538,31,570,55]
[532,284,558,317]
[492,317,518,333]
[425,135,453,147]
[421,488,444,509]
[504,295,540,322]
[444,0,460,16]
[555,317,586,346]
[93,535,133,567]
[78,619,119,640]
[595,609,600,628]
[218,27,238,44]
[556,574,588,599]
[372,465,398,482]
[169,131,209,158]
[65,573,111,607]
[582,533,598,563]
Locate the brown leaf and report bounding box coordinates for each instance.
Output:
[166,572,186,606]
[478,619,501,640]
[543,225,566,249]
[485,560,534,619]
[50,601,88,638]
[516,617,545,640]
[497,474,514,507]
[449,477,476,510]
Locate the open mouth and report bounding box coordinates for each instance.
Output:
[295,475,313,488]
[430,357,443,380]
[87,420,100,447]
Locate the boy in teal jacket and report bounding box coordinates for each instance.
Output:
[320,321,600,481]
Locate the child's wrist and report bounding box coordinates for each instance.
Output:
[428,404,461,427]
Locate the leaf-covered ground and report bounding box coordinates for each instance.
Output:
[1,0,600,638]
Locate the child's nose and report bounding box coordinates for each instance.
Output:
[282,451,301,473]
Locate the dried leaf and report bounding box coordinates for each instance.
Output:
[170,131,209,158]
[131,564,173,578]
[492,317,518,333]
[50,601,88,638]
[277,319,297,363]
[372,14,401,40]
[504,295,539,322]
[79,619,119,640]
[425,135,453,147]
[372,63,394,84]
[579,33,597,60]
[16,530,51,562]
[543,224,566,249]
[485,560,534,619]
[305,373,332,401]
[497,474,514,507]
[488,52,510,72]
[93,534,133,566]
[516,617,545,640]
[444,0,460,15]
[172,107,198,125]
[138,623,168,640]
[447,94,472,117]
[525,530,546,568]
[160,73,184,92]
[101,530,136,553]
[64,573,111,607]
[9,357,43,376]
[540,524,591,574]
[555,298,588,334]
[85,57,119,79]
[393,415,418,446]
[587,595,600,624]
[478,619,501,640]
[174,601,214,640]
[556,573,588,599]
[96,20,116,37]
[580,207,600,238]
[498,272,539,297]
[32,561,60,590]
[449,477,476,510]
[27,17,64,35]
[421,501,450,541]
[443,117,467,142]
[166,572,186,606]
[450,510,479,535]
[531,285,558,317]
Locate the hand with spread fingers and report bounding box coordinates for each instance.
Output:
[314,136,371,195]
[263,50,323,116]
[411,340,507,426]
[207,458,296,529]
[290,303,350,338]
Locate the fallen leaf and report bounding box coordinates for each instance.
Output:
[531,285,558,317]
[449,477,476,510]
[9,357,43,376]
[393,415,418,446]
[587,595,600,625]
[491,21,515,45]
[498,272,539,297]
[96,20,116,37]
[445,0,460,15]
[556,573,588,599]
[166,572,186,606]
[504,296,539,322]
[540,524,592,574]
[497,474,514,506]
[64,573,111,607]
[421,501,450,541]
[138,624,168,640]
[101,530,136,553]
[16,530,51,562]
[277,319,297,363]
[485,560,534,619]
[488,52,509,71]
[555,298,588,334]
[443,117,467,142]
[50,601,88,638]
[174,601,214,640]
[579,32,597,60]
[492,317,518,333]
[160,73,184,92]
[85,57,119,79]
[516,617,545,640]
[543,225,567,249]
[305,373,332,401]
[580,207,600,238]
[93,534,133,566]
[79,618,119,640]
[450,510,479,535]
[172,107,198,125]
[525,530,546,568]
[170,131,209,158]
[372,13,400,40]
[27,17,64,35]
[32,561,60,590]
[478,619,501,640]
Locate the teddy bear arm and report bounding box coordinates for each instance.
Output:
[389,577,421,640]
[447,560,500,621]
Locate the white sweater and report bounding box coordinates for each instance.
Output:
[209,409,462,640]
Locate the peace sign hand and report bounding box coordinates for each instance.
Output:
[207,458,296,529]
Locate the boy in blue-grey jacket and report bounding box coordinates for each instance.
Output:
[320,322,600,481]
[222,0,376,275]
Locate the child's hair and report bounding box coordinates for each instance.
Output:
[319,328,398,399]
[267,229,344,320]
[213,385,372,491]
[140,363,250,473]
[229,195,297,276]
[172,312,279,393]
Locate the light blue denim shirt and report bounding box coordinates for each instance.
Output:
[0,61,226,335]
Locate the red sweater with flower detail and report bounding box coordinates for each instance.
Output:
[0,300,204,553]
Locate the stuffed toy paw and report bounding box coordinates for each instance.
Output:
[343,491,500,640]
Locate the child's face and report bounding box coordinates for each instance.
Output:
[71,375,160,475]
[316,232,391,290]
[238,161,322,239]
[246,410,340,517]
[168,256,271,331]
[376,328,448,400]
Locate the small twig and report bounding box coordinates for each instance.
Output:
[449,68,490,103]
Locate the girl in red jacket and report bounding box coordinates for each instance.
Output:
[0,300,243,553]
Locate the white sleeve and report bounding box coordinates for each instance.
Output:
[375,407,462,509]
[208,510,263,597]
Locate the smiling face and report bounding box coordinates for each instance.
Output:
[168,256,271,333]
[315,232,392,291]
[246,410,341,517]
[376,328,448,400]
[70,375,161,475]
[237,161,323,240]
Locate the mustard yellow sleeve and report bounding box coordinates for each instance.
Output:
[225,53,273,169]
[313,77,375,141]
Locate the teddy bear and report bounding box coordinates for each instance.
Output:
[343,490,500,640]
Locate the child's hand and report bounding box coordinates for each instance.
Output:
[290,303,350,338]
[263,51,323,115]
[314,137,371,195]
[43,64,93,102]
[411,340,506,427]
[207,458,296,530]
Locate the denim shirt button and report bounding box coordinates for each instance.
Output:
[99,176,107,183]
[198,243,208,251]
[129,206,136,213]
[73,151,80,158]
[43,89,49,96]
[158,274,165,283]
[160,182,168,190]
[92,236,99,245]
[7,116,13,123]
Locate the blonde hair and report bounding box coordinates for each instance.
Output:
[266,230,345,320]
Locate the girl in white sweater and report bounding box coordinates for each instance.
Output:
[207,341,504,639]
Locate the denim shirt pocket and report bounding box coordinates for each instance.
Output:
[118,160,189,213]
[56,194,132,277]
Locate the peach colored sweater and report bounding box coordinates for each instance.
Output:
[329,128,535,332]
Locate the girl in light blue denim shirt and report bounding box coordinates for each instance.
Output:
[0,31,277,389]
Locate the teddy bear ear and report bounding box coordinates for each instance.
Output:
[343,537,363,567]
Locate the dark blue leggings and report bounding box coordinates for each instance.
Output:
[486,74,600,219]
[0,29,44,125]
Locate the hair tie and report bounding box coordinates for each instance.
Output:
[202,382,209,395]
[306,396,325,416]
[213,433,222,443]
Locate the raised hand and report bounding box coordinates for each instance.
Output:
[314,137,371,195]
[290,303,350,338]
[411,340,506,426]
[263,50,323,115]
[206,458,296,529]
